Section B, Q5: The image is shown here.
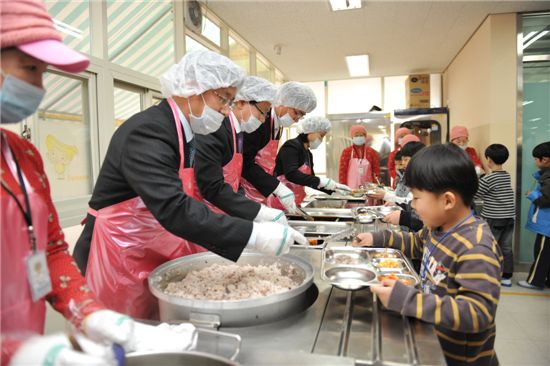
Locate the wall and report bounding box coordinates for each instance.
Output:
[443,13,517,185]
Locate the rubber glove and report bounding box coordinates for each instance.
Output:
[9,333,115,366]
[249,222,308,256]
[83,309,134,350]
[318,177,337,191]
[334,183,352,193]
[254,204,288,225]
[128,322,197,352]
[273,183,297,213]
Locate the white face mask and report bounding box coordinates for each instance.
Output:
[278,113,295,127]
[352,136,366,146]
[459,145,467,150]
[309,138,322,150]
[240,105,262,133]
[187,95,225,135]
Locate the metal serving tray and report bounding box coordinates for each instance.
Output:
[304,200,347,209]
[289,221,353,250]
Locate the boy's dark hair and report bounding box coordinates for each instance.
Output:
[394,151,403,161]
[532,141,550,159]
[485,144,509,165]
[406,143,478,206]
[401,141,425,158]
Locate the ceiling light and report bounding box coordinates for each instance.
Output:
[345,55,369,77]
[523,30,549,50]
[330,0,362,12]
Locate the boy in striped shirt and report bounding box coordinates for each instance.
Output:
[474,144,515,286]
[354,144,502,366]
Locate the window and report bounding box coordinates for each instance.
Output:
[229,35,250,73]
[46,1,91,55]
[114,84,143,128]
[36,72,93,201]
[275,69,285,85]
[201,15,221,47]
[107,0,175,78]
[185,35,209,53]
[256,56,272,81]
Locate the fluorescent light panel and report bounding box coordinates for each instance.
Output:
[345,55,369,77]
[330,0,362,12]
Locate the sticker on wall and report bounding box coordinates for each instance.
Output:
[45,134,78,180]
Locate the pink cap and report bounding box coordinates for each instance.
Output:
[350,124,367,137]
[395,127,411,139]
[450,125,469,141]
[0,0,89,73]
[401,134,421,146]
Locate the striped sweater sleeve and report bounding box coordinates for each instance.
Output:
[372,228,427,259]
[386,234,502,334]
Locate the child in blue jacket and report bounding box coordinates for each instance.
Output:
[519,141,550,289]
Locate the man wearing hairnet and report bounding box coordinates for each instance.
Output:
[270,117,352,210]
[241,82,328,212]
[194,76,288,224]
[73,51,307,319]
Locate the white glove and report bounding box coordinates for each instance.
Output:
[475,166,484,176]
[129,322,197,352]
[254,204,288,225]
[83,309,134,350]
[334,183,352,193]
[273,183,297,213]
[318,177,337,190]
[249,222,308,256]
[9,333,115,366]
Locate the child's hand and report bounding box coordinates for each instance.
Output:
[525,190,532,197]
[371,279,396,307]
[384,201,396,207]
[352,232,373,246]
[368,190,386,200]
[384,211,400,225]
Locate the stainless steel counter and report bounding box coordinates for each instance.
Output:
[221,243,446,366]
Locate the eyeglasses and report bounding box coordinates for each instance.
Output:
[212,90,234,106]
[251,102,268,119]
[291,108,306,120]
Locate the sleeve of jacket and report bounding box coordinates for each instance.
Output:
[387,243,501,334]
[194,126,261,220]
[468,147,483,168]
[339,146,351,184]
[119,121,251,261]
[241,122,280,197]
[474,174,491,200]
[368,148,381,178]
[371,228,427,260]
[388,150,397,185]
[533,172,550,208]
[278,142,321,189]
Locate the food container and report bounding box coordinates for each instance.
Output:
[371,258,406,272]
[321,247,378,290]
[323,267,377,291]
[149,251,316,327]
[126,351,238,366]
[324,247,370,266]
[377,273,419,286]
[367,248,401,259]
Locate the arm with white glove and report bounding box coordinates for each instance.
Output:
[247,222,308,256]
[254,204,288,225]
[318,177,352,193]
[272,182,297,213]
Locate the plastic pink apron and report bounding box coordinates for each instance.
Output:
[85,98,207,320]
[267,163,312,211]
[190,112,243,214]
[241,109,280,205]
[1,138,49,334]
[346,145,373,189]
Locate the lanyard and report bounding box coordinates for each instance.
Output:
[1,136,37,252]
[352,145,366,162]
[420,210,475,291]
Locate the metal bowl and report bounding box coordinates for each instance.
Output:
[126,351,238,366]
[149,251,316,327]
[323,267,376,290]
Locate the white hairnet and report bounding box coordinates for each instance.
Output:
[297,116,331,134]
[160,50,245,98]
[274,81,317,113]
[234,76,277,103]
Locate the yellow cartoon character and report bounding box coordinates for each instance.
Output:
[45,134,78,179]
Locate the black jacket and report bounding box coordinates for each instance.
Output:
[274,137,322,189]
[534,167,550,208]
[194,117,261,220]
[73,100,251,273]
[242,109,282,197]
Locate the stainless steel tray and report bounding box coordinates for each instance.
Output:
[304,200,347,209]
[300,208,354,219]
[289,221,352,235]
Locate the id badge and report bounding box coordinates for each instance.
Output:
[26,250,52,301]
[358,166,365,176]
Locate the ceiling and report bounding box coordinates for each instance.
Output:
[206,0,550,81]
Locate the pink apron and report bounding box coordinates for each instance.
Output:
[190,112,243,214]
[85,99,207,320]
[1,137,49,334]
[346,145,373,189]
[241,109,280,205]
[267,163,312,211]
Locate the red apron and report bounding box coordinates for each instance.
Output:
[241,109,280,205]
[1,138,49,334]
[190,112,243,214]
[85,98,207,320]
[267,163,312,211]
[347,145,373,189]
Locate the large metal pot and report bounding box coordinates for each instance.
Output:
[126,351,238,366]
[148,251,316,327]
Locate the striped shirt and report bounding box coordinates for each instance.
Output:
[373,220,503,366]
[475,171,515,219]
